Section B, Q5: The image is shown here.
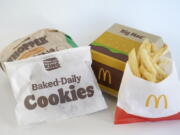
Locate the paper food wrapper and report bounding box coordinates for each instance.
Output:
[4,47,107,125]
[0,29,78,71]
[114,43,180,124]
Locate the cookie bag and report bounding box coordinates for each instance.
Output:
[5,46,107,125]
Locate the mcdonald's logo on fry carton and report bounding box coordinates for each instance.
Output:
[145,94,168,109]
[98,68,112,84]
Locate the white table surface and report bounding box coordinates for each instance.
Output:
[0,0,180,135]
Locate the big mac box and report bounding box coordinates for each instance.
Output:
[90,23,164,97]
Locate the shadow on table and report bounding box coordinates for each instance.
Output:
[0,69,17,127]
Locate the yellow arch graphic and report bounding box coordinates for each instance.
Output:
[98,68,112,84]
[145,94,168,109]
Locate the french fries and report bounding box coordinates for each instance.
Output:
[152,44,168,63]
[128,49,141,77]
[128,39,169,83]
[139,49,157,75]
[139,64,156,82]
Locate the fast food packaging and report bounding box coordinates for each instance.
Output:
[4,46,107,125]
[0,29,78,71]
[114,34,180,124]
[91,23,164,96]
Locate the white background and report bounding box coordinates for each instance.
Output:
[0,0,180,135]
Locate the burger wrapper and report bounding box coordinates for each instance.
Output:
[0,29,78,71]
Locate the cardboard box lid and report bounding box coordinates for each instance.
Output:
[91,23,164,56]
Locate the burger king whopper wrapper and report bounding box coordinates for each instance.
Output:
[5,46,107,125]
[0,29,78,71]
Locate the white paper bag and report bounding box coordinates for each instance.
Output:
[4,46,107,125]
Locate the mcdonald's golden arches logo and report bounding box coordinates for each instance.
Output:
[98,68,112,84]
[145,94,168,109]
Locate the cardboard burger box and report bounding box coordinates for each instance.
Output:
[90,23,164,97]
